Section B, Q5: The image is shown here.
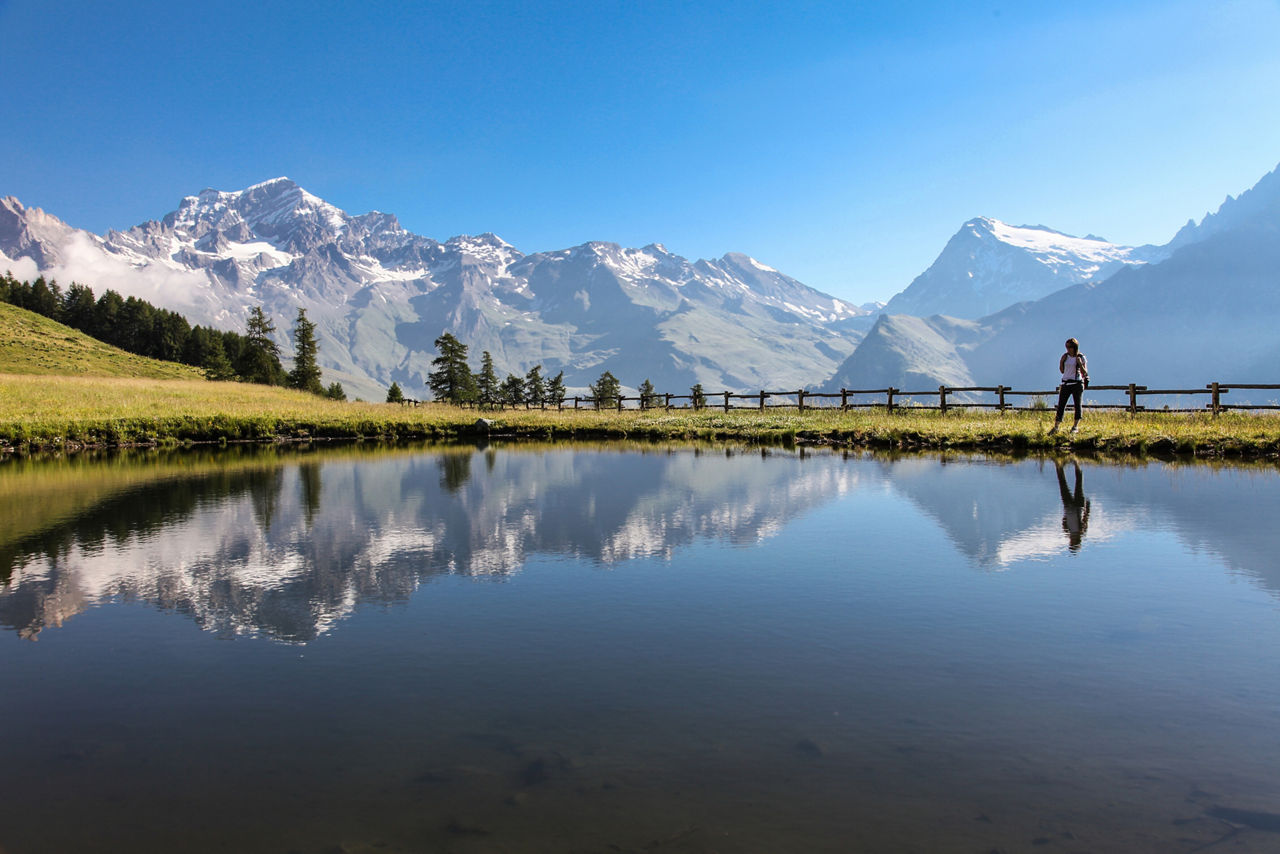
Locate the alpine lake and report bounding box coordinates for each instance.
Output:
[2,441,1280,854]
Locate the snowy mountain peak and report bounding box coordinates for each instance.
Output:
[882,215,1164,319]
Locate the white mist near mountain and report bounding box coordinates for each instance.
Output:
[1,179,870,400]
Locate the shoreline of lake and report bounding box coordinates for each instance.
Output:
[3,373,1279,459]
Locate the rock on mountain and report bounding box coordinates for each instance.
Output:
[826,162,1280,394]
[0,178,870,400]
[881,217,1165,320]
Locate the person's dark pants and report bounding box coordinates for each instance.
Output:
[1055,380,1083,421]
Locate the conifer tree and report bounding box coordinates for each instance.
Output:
[386,381,404,403]
[690,383,706,410]
[239,305,284,385]
[547,371,567,408]
[325,382,347,401]
[287,308,324,394]
[525,364,546,408]
[638,378,656,409]
[591,370,621,409]
[428,332,477,404]
[201,334,237,381]
[500,373,526,408]
[474,350,500,408]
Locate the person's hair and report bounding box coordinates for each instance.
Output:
[1065,338,1079,350]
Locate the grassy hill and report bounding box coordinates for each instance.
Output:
[0,301,206,380]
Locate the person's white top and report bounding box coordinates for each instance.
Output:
[1061,353,1087,382]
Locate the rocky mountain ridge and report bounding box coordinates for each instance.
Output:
[826,162,1280,394]
[0,179,869,399]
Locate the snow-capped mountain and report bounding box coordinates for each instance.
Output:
[0,448,862,642]
[880,217,1166,320]
[825,161,1280,393]
[0,179,869,399]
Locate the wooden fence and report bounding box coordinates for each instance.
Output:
[539,382,1280,416]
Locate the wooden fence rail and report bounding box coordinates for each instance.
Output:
[546,382,1280,416]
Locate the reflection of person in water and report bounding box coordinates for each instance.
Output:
[1056,459,1090,552]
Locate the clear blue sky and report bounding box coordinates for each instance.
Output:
[2,0,1278,304]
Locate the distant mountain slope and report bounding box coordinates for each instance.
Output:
[0,302,205,380]
[964,219,1280,389]
[1,180,870,400]
[823,314,981,391]
[826,161,1280,393]
[881,217,1164,320]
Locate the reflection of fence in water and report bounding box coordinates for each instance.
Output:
[564,382,1280,415]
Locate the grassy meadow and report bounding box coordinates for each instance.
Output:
[0,302,205,380]
[1,300,1277,457]
[2,372,1279,457]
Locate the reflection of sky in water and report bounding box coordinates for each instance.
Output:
[3,448,1280,852]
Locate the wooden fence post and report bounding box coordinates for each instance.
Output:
[723,391,731,412]
[939,386,948,413]
[617,395,624,412]
[573,396,579,410]
[1210,382,1221,417]
[665,392,672,410]
[798,390,806,412]
[887,387,896,413]
[759,390,766,411]
[841,388,849,411]
[997,385,1006,412]
[1127,383,1137,414]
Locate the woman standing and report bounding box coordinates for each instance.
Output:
[1050,338,1089,434]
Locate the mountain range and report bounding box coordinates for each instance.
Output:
[827,162,1280,394]
[0,180,871,400]
[3,162,1278,399]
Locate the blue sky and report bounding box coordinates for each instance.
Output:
[2,0,1278,304]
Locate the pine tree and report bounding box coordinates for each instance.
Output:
[325,382,347,401]
[474,350,500,409]
[239,305,284,385]
[386,381,404,403]
[525,364,546,408]
[201,334,237,381]
[591,370,621,409]
[287,308,324,394]
[638,378,656,409]
[690,383,706,410]
[500,373,526,408]
[547,371,567,408]
[427,332,477,404]
[61,282,96,331]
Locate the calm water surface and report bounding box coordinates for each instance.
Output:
[2,444,1280,853]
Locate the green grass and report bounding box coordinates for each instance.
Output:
[2,372,1279,457]
[0,302,206,380]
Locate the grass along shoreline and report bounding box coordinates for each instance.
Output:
[3,373,1279,459]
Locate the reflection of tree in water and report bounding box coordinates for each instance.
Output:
[248,467,286,533]
[0,464,300,639]
[1,446,862,642]
[439,451,473,493]
[299,462,323,526]
[1056,459,1090,552]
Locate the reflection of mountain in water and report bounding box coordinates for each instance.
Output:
[0,448,862,642]
[877,456,1138,567]
[880,457,1280,590]
[3,448,1277,642]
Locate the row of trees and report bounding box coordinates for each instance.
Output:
[420,332,700,410]
[0,272,343,399]
[422,333,568,408]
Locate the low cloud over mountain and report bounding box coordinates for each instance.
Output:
[1,179,870,400]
